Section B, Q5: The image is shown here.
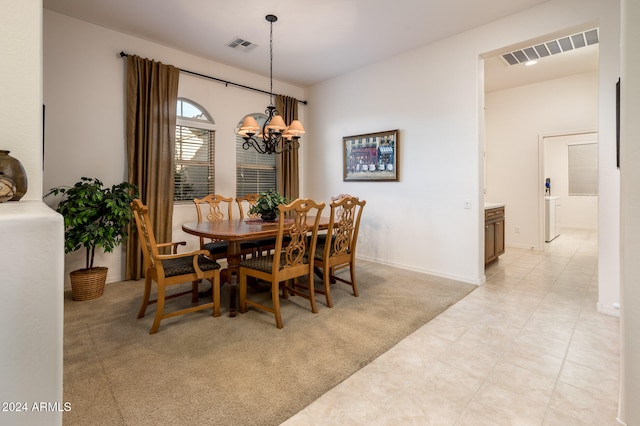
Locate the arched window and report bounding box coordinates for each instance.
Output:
[175,98,215,201]
[235,113,277,197]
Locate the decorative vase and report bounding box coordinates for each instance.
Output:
[261,211,277,222]
[0,150,27,201]
[0,175,16,202]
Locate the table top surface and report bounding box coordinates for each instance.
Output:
[182,216,329,242]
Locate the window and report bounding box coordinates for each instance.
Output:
[568,143,598,196]
[235,113,277,197]
[174,98,215,202]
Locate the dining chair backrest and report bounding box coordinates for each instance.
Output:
[331,193,353,202]
[324,196,366,267]
[193,194,233,248]
[131,198,160,271]
[235,193,261,219]
[273,199,325,277]
[194,194,233,223]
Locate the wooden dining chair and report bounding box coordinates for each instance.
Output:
[238,198,325,328]
[131,199,221,334]
[312,195,366,308]
[236,193,260,219]
[193,194,233,261]
[236,193,277,256]
[194,194,257,260]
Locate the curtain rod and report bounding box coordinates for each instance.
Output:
[119,51,307,105]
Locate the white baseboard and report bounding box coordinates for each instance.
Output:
[597,301,621,317]
[356,255,483,285]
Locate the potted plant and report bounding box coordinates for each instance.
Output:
[46,177,138,300]
[249,190,288,222]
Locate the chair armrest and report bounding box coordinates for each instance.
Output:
[154,249,209,261]
[157,241,187,254]
[153,249,212,279]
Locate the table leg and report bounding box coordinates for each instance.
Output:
[226,241,242,317]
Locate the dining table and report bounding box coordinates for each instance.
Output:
[182,216,330,317]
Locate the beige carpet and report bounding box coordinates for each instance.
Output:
[63,260,476,426]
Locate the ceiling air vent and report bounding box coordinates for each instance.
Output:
[226,37,258,53]
[501,28,599,66]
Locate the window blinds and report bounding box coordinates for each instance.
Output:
[568,143,598,196]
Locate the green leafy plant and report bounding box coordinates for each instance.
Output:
[249,190,289,221]
[46,177,139,270]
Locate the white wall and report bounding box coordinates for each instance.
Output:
[485,72,599,250]
[304,0,619,289]
[307,42,484,283]
[0,1,64,425]
[43,11,306,282]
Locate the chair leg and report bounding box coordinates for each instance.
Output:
[272,280,283,329]
[307,274,318,314]
[212,271,221,317]
[350,263,359,297]
[137,276,152,318]
[322,266,334,308]
[282,279,290,299]
[149,284,166,334]
[191,280,199,303]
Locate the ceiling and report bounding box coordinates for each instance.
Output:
[43,0,598,90]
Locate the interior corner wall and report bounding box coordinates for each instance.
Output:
[303,0,619,287]
[485,72,599,250]
[42,10,306,282]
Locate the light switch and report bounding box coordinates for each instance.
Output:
[464,200,472,209]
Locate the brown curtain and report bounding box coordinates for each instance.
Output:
[276,95,300,200]
[125,55,180,280]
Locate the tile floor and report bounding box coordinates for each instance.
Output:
[282,229,621,425]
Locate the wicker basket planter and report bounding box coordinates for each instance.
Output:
[70,267,108,301]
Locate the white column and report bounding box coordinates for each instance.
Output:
[619,0,640,424]
[0,1,65,425]
[0,202,64,425]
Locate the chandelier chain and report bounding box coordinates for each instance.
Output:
[269,18,274,106]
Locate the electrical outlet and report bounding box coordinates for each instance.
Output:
[464,200,472,209]
[515,226,520,233]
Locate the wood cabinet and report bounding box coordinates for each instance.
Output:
[485,206,505,265]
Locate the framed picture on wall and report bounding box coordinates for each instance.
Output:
[343,129,399,181]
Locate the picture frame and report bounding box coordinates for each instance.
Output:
[343,129,398,181]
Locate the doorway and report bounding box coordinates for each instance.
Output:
[482,28,599,253]
[539,132,599,249]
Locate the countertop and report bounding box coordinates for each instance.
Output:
[484,202,505,210]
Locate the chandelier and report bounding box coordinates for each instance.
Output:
[237,14,305,155]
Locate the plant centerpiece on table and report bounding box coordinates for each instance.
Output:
[46,177,138,301]
[249,190,288,222]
